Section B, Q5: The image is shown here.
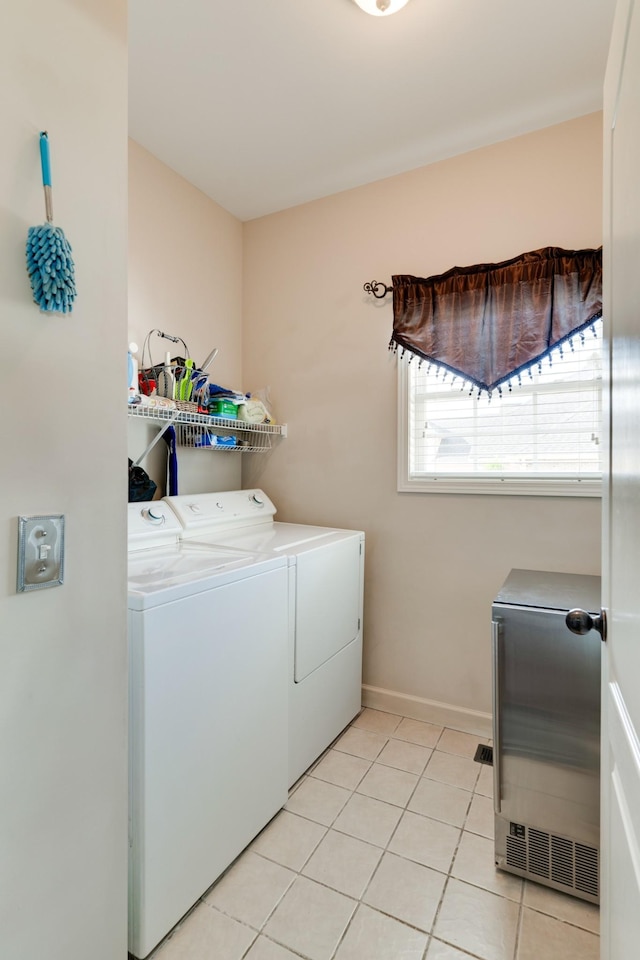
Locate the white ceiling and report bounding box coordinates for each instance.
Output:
[129,0,616,222]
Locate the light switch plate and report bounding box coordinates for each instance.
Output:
[17,515,65,592]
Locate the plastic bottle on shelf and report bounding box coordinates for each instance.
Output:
[128,342,139,403]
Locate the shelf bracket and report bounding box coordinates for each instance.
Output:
[131,411,180,467]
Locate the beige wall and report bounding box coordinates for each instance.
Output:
[242,113,603,717]
[0,1,128,956]
[128,140,244,494]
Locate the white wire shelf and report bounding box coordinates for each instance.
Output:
[127,403,287,453]
[175,424,273,453]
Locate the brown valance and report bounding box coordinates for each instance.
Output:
[390,246,603,394]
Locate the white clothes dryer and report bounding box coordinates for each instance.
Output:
[165,490,365,786]
[127,500,288,959]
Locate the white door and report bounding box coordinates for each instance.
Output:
[601,0,640,955]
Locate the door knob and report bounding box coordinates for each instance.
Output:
[565,608,607,642]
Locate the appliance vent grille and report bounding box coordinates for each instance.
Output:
[575,843,600,898]
[506,825,599,899]
[551,836,573,887]
[528,828,550,878]
[505,836,527,871]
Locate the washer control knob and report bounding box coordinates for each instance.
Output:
[251,493,264,506]
[189,504,201,513]
[216,502,224,510]
[145,507,165,525]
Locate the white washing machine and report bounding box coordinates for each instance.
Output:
[127,500,288,959]
[165,490,365,786]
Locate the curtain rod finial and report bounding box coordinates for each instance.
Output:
[363,280,392,299]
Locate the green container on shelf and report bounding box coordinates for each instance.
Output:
[208,398,238,418]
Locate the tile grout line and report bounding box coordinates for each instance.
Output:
[326,724,480,957]
[284,724,488,887]
[314,738,437,781]
[420,766,477,958]
[517,897,601,936]
[308,750,376,793]
[241,742,369,960]
[402,727,502,960]
[275,716,468,959]
[418,734,506,959]
[512,890,525,960]
[283,730,503,956]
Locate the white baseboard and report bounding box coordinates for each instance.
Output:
[361,684,492,738]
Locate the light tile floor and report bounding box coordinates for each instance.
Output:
[151,708,600,960]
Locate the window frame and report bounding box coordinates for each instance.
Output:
[397,359,602,498]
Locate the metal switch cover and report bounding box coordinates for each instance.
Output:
[17,515,65,592]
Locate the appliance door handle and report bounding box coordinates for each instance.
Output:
[491,619,502,814]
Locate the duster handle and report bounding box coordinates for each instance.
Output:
[39,131,53,223]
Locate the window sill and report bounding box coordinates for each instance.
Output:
[398,476,602,497]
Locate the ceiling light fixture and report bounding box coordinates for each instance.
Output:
[352,0,411,16]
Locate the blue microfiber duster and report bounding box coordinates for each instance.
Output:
[26,132,77,314]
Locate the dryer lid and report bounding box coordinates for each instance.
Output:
[189,523,337,554]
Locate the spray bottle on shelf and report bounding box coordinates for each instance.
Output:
[128,342,139,402]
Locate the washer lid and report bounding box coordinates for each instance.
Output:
[128,542,285,609]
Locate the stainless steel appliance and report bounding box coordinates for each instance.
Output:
[492,569,601,903]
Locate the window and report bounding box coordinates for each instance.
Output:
[398,320,602,496]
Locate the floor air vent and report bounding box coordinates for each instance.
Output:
[473,744,493,765]
[505,825,599,899]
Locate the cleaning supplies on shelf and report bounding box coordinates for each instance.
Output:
[194,433,237,448]
[26,132,77,314]
[157,352,175,399]
[200,347,219,372]
[128,343,140,403]
[207,384,245,420]
[208,398,238,418]
[178,359,195,401]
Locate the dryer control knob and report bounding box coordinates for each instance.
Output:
[189,504,201,513]
[145,507,165,525]
[251,493,264,506]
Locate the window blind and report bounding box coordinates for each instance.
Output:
[408,320,602,481]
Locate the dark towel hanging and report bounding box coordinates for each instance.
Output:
[163,426,179,497]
